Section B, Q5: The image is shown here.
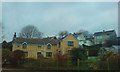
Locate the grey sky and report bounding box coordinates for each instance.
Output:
[2,2,118,42]
[0,2,2,42]
[1,0,119,2]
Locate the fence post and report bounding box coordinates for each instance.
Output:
[107,58,109,71]
[77,59,80,72]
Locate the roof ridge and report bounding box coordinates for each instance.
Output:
[94,30,115,35]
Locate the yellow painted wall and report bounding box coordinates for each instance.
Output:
[12,34,79,59]
[12,44,58,59]
[60,34,79,55]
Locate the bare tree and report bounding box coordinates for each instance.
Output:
[77,29,92,38]
[58,30,69,38]
[19,25,43,38]
[77,30,89,35]
[0,22,5,41]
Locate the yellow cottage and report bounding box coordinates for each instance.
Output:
[12,34,79,59]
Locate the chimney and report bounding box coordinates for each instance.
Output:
[53,36,57,39]
[103,30,105,32]
[73,32,76,35]
[13,32,16,40]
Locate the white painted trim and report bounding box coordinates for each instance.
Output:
[47,43,52,46]
[22,42,27,45]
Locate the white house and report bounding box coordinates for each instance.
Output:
[99,45,120,56]
[73,33,94,47]
[94,30,117,44]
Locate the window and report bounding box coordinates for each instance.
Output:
[58,51,61,54]
[46,52,52,57]
[68,41,74,46]
[17,45,20,47]
[38,45,42,48]
[22,42,27,48]
[24,52,28,57]
[47,43,52,49]
[37,52,42,58]
[68,50,72,54]
[54,44,57,46]
[84,41,87,43]
[58,51,61,53]
[58,42,61,47]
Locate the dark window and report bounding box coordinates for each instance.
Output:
[58,51,61,54]
[47,43,52,49]
[68,50,72,54]
[22,42,27,48]
[46,52,52,57]
[68,41,74,46]
[37,52,42,58]
[58,42,61,47]
[84,41,87,43]
[24,52,28,57]
[54,44,57,46]
[59,51,61,53]
[107,34,110,35]
[38,45,42,48]
[17,45,20,47]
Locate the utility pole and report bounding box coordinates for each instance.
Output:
[107,58,109,71]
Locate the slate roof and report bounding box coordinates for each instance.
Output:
[73,33,87,37]
[94,30,115,36]
[59,33,75,40]
[13,37,60,45]
[100,46,120,54]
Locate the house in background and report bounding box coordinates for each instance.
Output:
[59,34,79,55]
[84,37,94,46]
[94,30,117,45]
[12,37,59,59]
[112,45,120,54]
[73,33,94,48]
[12,33,79,59]
[99,45,120,57]
[12,30,118,59]
[98,37,120,56]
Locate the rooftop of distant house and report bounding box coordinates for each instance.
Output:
[94,30,116,36]
[13,37,60,45]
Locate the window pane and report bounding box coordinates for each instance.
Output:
[68,50,72,54]
[22,42,27,48]
[24,52,28,57]
[37,52,42,58]
[58,42,61,47]
[46,52,52,57]
[38,45,42,48]
[68,41,74,46]
[47,44,52,49]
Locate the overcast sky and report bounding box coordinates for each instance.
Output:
[0,2,2,43]
[2,2,118,42]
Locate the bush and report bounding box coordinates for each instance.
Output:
[23,58,41,70]
[23,58,58,70]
